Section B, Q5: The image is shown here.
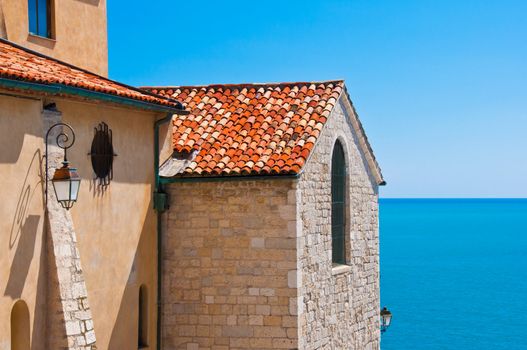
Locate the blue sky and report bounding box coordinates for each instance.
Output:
[108,0,526,198]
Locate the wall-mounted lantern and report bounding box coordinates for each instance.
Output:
[380,307,392,333]
[45,123,81,210]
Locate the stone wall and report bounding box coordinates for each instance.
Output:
[297,96,380,349]
[163,179,299,350]
[43,109,96,349]
[162,94,381,350]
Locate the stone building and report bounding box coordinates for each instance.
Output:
[146,82,385,349]
[0,1,385,350]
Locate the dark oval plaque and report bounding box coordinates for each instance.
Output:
[90,122,115,186]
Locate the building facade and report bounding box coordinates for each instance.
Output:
[0,0,108,75]
[148,82,385,349]
[0,37,185,349]
[0,2,385,350]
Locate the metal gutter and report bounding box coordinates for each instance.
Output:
[154,114,174,193]
[159,173,301,183]
[153,113,173,350]
[0,77,189,114]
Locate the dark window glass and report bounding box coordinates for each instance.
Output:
[138,285,148,348]
[28,0,52,38]
[37,0,48,37]
[331,141,347,264]
[28,0,37,34]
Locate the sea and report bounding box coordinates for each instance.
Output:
[380,198,527,350]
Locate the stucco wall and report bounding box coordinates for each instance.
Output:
[163,179,299,350]
[0,0,108,76]
[0,90,161,349]
[297,96,380,349]
[57,99,159,349]
[0,94,47,350]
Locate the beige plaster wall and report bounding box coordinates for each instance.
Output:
[297,96,380,349]
[163,179,299,350]
[0,94,47,350]
[56,99,159,350]
[0,0,108,76]
[0,90,161,349]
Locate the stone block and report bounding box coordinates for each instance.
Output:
[255,305,271,316]
[221,326,254,338]
[65,321,81,335]
[85,330,96,345]
[250,237,265,248]
[260,288,275,297]
[287,270,297,289]
[186,343,199,350]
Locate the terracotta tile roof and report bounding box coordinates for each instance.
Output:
[146,81,346,177]
[0,39,183,111]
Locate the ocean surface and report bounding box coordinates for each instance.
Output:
[380,199,527,350]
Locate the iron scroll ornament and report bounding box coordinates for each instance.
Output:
[44,122,76,203]
[88,122,116,186]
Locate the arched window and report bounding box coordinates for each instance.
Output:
[138,285,148,348]
[331,141,347,265]
[11,300,30,350]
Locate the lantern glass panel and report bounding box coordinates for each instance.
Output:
[384,314,392,327]
[70,179,81,201]
[53,179,72,202]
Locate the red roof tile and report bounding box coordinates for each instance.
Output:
[0,39,183,111]
[145,81,346,177]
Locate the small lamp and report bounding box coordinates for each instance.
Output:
[45,122,81,210]
[51,161,81,210]
[380,307,392,333]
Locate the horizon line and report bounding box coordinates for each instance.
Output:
[379,197,527,199]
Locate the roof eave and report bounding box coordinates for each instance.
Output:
[159,173,301,183]
[339,86,386,186]
[0,77,189,114]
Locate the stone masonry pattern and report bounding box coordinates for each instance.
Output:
[162,95,380,349]
[163,179,298,350]
[297,97,380,349]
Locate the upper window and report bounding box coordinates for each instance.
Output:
[331,141,347,265]
[28,0,53,38]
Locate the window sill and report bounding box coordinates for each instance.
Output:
[332,264,352,276]
[27,33,56,46]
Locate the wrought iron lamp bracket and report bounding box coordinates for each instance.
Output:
[44,122,76,204]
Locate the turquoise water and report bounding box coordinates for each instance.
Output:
[380,199,527,350]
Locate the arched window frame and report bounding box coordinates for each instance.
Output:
[331,139,349,265]
[11,300,30,350]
